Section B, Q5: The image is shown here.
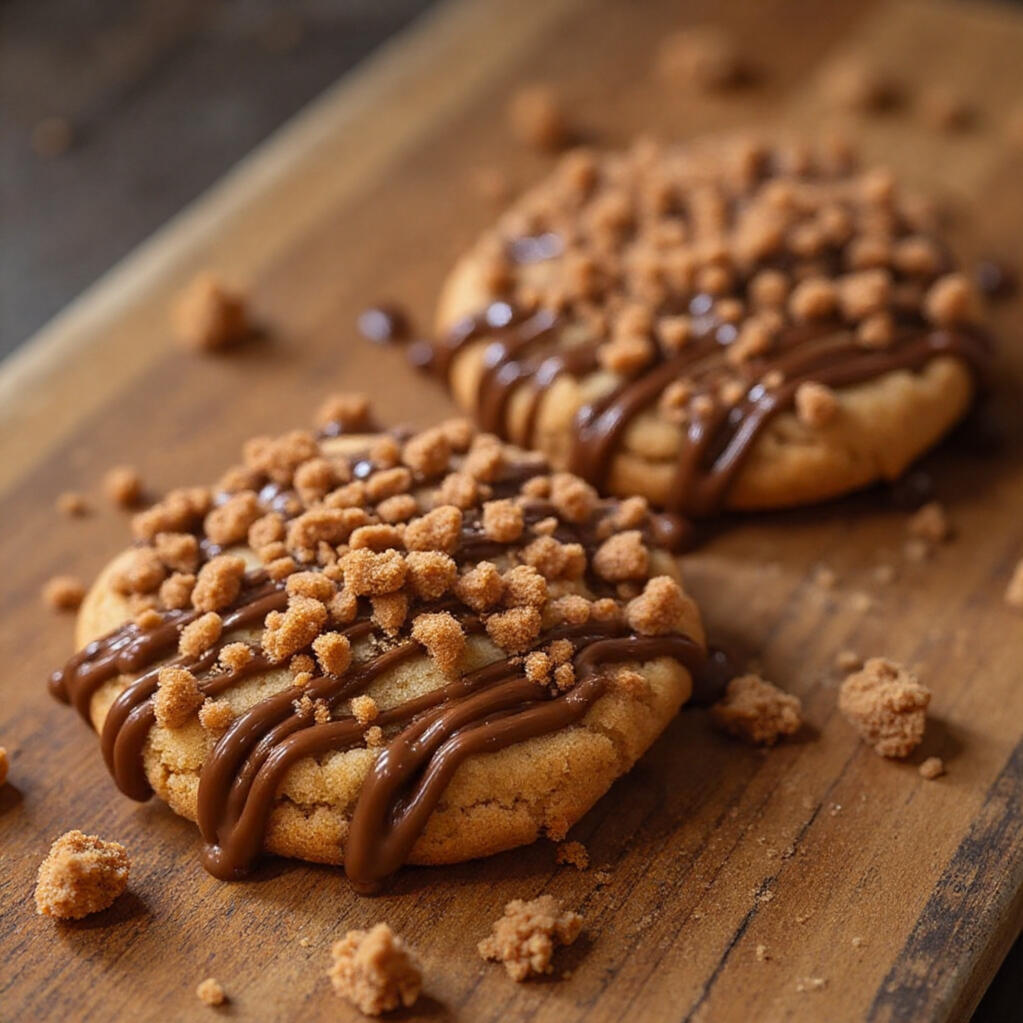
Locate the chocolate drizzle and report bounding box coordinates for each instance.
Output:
[51,489,705,890]
[427,300,990,517]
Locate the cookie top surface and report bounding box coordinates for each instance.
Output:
[51,402,705,889]
[432,136,991,514]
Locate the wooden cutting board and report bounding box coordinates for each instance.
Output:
[1,0,1021,1019]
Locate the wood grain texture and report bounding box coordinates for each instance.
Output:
[1,0,1022,1020]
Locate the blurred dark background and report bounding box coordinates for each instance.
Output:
[0,1,1019,1017]
[0,0,433,357]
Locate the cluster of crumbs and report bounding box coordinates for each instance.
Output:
[34,830,131,919]
[710,674,803,746]
[478,896,583,981]
[328,923,422,1016]
[838,657,931,757]
[467,133,986,451]
[92,399,699,741]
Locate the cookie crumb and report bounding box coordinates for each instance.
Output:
[508,84,570,152]
[1006,559,1023,610]
[328,923,422,1016]
[795,381,838,428]
[918,756,945,780]
[196,977,227,1006]
[851,936,866,948]
[154,666,204,728]
[920,86,976,132]
[199,699,234,734]
[873,563,896,586]
[56,491,90,517]
[411,611,465,676]
[172,272,249,351]
[655,25,748,90]
[834,649,862,673]
[42,574,86,611]
[711,674,803,746]
[351,695,378,726]
[555,841,589,870]
[103,465,143,507]
[179,612,223,658]
[478,896,583,981]
[907,501,951,544]
[821,57,900,112]
[796,976,827,993]
[35,830,130,919]
[755,944,770,962]
[838,657,930,757]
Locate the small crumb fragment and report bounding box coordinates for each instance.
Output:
[852,936,866,948]
[103,465,143,507]
[154,666,204,729]
[35,830,130,919]
[478,896,583,981]
[755,944,770,962]
[42,574,86,611]
[796,977,828,993]
[795,381,838,428]
[711,674,802,746]
[508,84,570,152]
[196,977,227,1006]
[835,649,862,673]
[172,271,249,351]
[821,57,899,113]
[1006,559,1023,610]
[328,923,422,1016]
[56,491,90,517]
[907,501,951,544]
[920,87,976,132]
[838,657,930,757]
[919,756,945,780]
[655,25,748,90]
[555,841,589,870]
[873,563,896,586]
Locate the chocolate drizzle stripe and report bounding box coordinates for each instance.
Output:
[428,300,990,516]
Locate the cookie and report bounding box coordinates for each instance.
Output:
[431,136,991,514]
[50,406,704,891]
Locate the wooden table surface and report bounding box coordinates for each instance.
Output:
[1,0,1022,1020]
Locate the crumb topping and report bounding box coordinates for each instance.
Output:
[478,895,583,981]
[838,657,930,757]
[458,135,985,454]
[35,830,131,919]
[328,923,422,1016]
